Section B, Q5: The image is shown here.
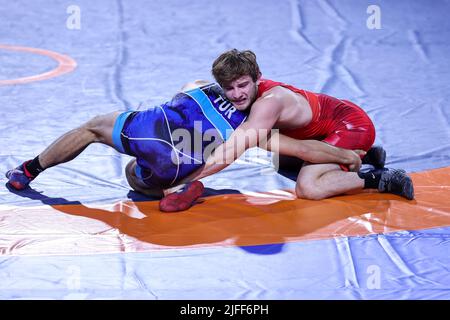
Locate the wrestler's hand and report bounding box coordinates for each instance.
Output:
[348,150,366,172]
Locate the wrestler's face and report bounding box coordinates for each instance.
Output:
[222,75,259,111]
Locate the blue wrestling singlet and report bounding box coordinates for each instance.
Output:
[112,83,247,189]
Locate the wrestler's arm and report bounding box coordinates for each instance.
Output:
[181,97,282,182]
[184,133,364,182]
[181,96,364,182]
[260,132,364,171]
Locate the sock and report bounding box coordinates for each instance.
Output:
[357,168,385,189]
[25,156,45,177]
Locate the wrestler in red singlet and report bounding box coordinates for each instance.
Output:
[257,79,376,152]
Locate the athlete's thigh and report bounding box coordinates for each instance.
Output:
[323,129,374,152]
[322,103,375,152]
[87,111,122,147]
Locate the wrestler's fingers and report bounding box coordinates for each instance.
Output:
[354,150,367,157]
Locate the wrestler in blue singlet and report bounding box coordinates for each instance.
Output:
[112,83,247,189]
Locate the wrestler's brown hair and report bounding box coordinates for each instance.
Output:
[212,49,261,87]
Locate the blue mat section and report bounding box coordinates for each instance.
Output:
[1,0,450,299]
[1,228,448,299]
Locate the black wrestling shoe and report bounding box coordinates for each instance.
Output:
[378,168,414,200]
[362,145,386,169]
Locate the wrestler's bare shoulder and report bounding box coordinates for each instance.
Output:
[258,84,312,128]
[259,85,306,102]
[257,85,310,110]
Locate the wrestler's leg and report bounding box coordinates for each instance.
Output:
[38,111,122,169]
[6,111,122,190]
[126,163,206,211]
[295,114,411,199]
[124,158,196,200]
[296,161,414,200]
[295,162,364,200]
[125,159,164,198]
[339,100,386,168]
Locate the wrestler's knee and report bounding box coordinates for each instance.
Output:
[295,182,326,200]
[125,159,137,187]
[295,171,327,200]
[125,160,164,198]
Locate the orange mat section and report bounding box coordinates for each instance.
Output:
[1,167,449,256]
[0,44,76,85]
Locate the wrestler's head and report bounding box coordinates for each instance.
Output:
[212,49,262,111]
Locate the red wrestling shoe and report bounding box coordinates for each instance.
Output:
[159,181,205,212]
